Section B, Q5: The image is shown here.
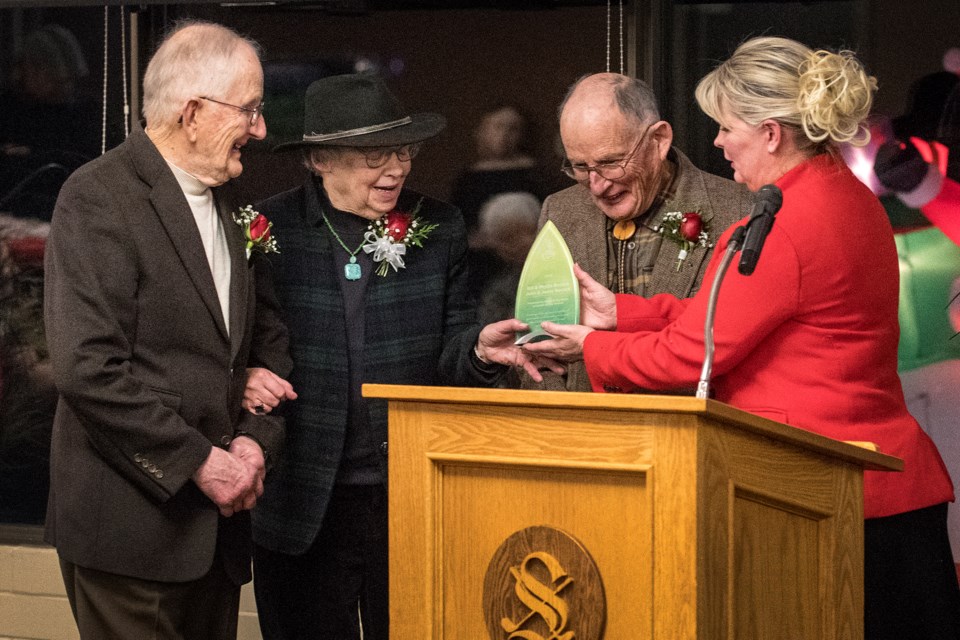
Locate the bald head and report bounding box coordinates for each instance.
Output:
[559,73,660,130]
[557,73,673,222]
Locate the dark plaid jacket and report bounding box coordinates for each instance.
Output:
[251,178,501,553]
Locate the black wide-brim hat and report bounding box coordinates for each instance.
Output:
[273,72,446,152]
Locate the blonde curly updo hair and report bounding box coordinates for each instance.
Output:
[695,36,877,154]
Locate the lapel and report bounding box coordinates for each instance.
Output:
[554,186,608,283]
[215,184,248,361]
[647,149,718,297]
[131,128,231,343]
[304,176,349,329]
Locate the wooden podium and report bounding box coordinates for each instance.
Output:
[363,384,902,640]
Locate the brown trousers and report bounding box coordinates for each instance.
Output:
[59,556,241,640]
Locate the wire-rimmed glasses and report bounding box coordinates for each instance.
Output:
[560,122,654,182]
[360,143,422,169]
[199,96,265,127]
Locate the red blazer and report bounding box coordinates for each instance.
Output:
[584,154,954,519]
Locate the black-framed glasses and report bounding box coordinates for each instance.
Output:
[561,122,655,182]
[199,96,264,127]
[359,143,422,169]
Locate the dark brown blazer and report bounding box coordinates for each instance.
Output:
[43,126,290,584]
[527,148,753,392]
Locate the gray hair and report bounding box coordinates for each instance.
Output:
[302,146,345,173]
[558,73,661,125]
[142,21,261,128]
[477,191,541,237]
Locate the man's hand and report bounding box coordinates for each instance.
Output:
[522,321,594,363]
[243,367,297,414]
[229,435,266,511]
[192,446,260,517]
[476,318,566,383]
[574,264,617,330]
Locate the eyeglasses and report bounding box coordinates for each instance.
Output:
[199,96,265,127]
[561,122,654,182]
[359,143,422,169]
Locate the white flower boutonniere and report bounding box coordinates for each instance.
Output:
[656,210,711,271]
[362,198,438,277]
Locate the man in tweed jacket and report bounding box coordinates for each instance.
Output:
[526,73,753,392]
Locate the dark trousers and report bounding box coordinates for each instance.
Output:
[865,502,960,640]
[59,555,240,640]
[253,483,389,640]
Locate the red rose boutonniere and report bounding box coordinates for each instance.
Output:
[234,205,279,258]
[362,198,438,277]
[656,210,711,271]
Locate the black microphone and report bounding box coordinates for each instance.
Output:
[738,184,783,276]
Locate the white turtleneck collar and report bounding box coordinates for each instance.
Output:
[166,160,232,334]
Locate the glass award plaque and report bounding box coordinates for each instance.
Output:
[514,220,580,344]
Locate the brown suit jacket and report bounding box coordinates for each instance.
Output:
[527,148,753,392]
[43,126,290,584]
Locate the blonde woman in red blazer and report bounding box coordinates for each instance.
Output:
[527,36,960,640]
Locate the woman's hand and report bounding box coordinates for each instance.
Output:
[476,319,566,382]
[522,321,594,363]
[242,367,297,414]
[574,264,617,330]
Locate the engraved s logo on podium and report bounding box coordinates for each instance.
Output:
[501,551,574,639]
[483,526,606,640]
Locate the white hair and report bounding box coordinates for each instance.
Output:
[477,192,541,237]
[141,21,261,129]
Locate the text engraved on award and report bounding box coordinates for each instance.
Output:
[483,526,606,640]
[514,220,580,343]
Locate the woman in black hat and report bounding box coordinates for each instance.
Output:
[243,72,553,640]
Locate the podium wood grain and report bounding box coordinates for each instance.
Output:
[365,385,900,640]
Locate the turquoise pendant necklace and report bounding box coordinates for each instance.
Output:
[322,212,366,280]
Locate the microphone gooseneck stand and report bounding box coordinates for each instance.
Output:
[696,184,783,400]
[696,226,745,400]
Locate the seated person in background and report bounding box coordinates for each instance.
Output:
[451,105,548,235]
[526,72,752,392]
[470,191,541,325]
[526,36,960,640]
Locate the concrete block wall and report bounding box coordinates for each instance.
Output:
[0,544,262,640]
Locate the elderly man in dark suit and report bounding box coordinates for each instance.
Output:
[241,73,547,640]
[43,21,292,639]
[527,73,753,392]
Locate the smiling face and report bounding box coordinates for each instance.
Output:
[560,88,671,222]
[189,44,265,186]
[315,148,411,220]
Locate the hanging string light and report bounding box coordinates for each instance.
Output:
[618,0,624,74]
[120,5,130,138]
[101,6,132,155]
[605,0,625,74]
[101,6,109,155]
